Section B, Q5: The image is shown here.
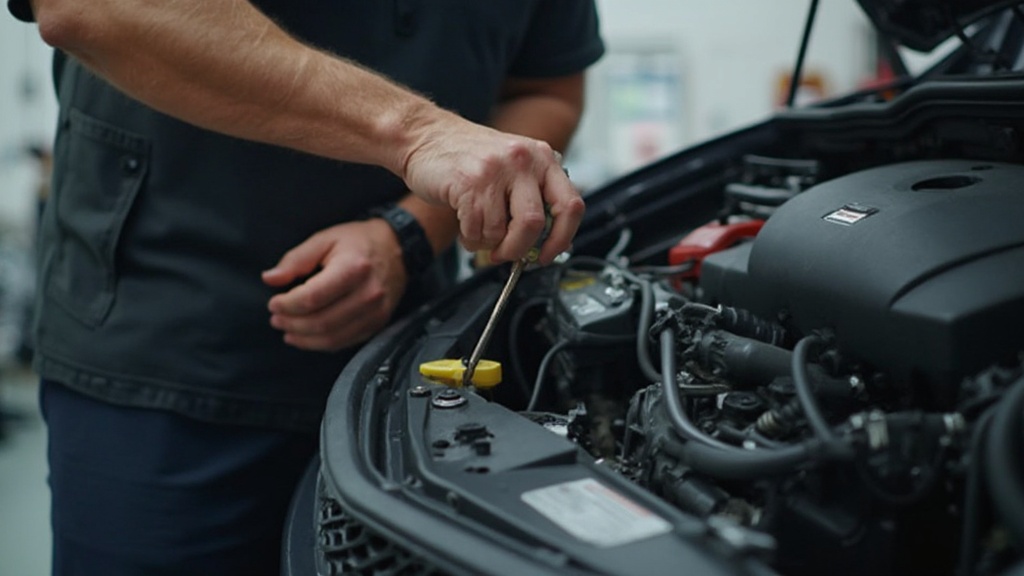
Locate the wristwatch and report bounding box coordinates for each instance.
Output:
[368,203,435,279]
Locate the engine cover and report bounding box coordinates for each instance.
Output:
[702,159,1024,403]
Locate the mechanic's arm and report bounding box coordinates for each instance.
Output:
[29,0,580,263]
[262,73,588,351]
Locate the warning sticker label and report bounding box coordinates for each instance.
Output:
[521,478,672,547]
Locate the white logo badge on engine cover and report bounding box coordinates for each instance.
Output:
[823,204,878,226]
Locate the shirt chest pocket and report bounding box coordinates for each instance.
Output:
[44,109,150,327]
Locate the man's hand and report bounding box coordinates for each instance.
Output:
[261,220,407,351]
[400,112,585,265]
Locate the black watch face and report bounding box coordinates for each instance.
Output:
[391,209,415,229]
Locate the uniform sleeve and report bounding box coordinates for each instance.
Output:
[7,0,34,22]
[508,0,605,78]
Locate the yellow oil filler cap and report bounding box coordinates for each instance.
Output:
[419,359,502,389]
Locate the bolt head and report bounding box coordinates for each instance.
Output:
[432,389,467,409]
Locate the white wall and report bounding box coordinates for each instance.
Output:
[0,2,876,223]
[568,0,875,188]
[0,15,56,242]
[599,0,873,138]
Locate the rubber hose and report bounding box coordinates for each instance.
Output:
[792,335,838,444]
[983,376,1024,548]
[658,328,833,479]
[958,409,996,576]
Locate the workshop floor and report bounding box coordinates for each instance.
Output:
[0,371,51,576]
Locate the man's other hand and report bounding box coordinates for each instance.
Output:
[261,220,407,351]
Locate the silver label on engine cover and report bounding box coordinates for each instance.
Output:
[521,478,672,547]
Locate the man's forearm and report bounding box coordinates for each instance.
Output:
[32,0,434,176]
[491,74,586,152]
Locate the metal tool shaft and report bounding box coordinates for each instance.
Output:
[462,198,555,387]
[463,259,526,386]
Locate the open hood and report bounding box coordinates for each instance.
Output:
[858,0,1019,51]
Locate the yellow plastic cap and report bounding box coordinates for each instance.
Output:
[418,359,502,389]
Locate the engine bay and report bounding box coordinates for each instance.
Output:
[498,158,1024,575]
[306,67,1024,575]
[275,7,1024,575]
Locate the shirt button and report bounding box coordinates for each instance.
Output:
[122,156,140,174]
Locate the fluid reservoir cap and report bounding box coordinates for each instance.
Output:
[419,359,502,389]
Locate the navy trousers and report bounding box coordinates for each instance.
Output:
[40,379,318,576]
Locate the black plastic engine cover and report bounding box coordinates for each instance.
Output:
[705,159,1024,404]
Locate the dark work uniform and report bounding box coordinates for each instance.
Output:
[7,1,604,574]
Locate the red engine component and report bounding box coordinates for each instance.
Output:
[669,220,765,280]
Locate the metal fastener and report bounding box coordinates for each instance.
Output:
[432,389,467,409]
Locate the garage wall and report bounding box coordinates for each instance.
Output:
[567,0,875,187]
[597,0,872,138]
[0,1,876,226]
[0,16,56,241]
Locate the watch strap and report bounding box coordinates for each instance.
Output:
[368,204,435,279]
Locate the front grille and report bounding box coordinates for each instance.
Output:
[316,475,448,576]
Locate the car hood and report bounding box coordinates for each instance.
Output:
[858,0,1019,51]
